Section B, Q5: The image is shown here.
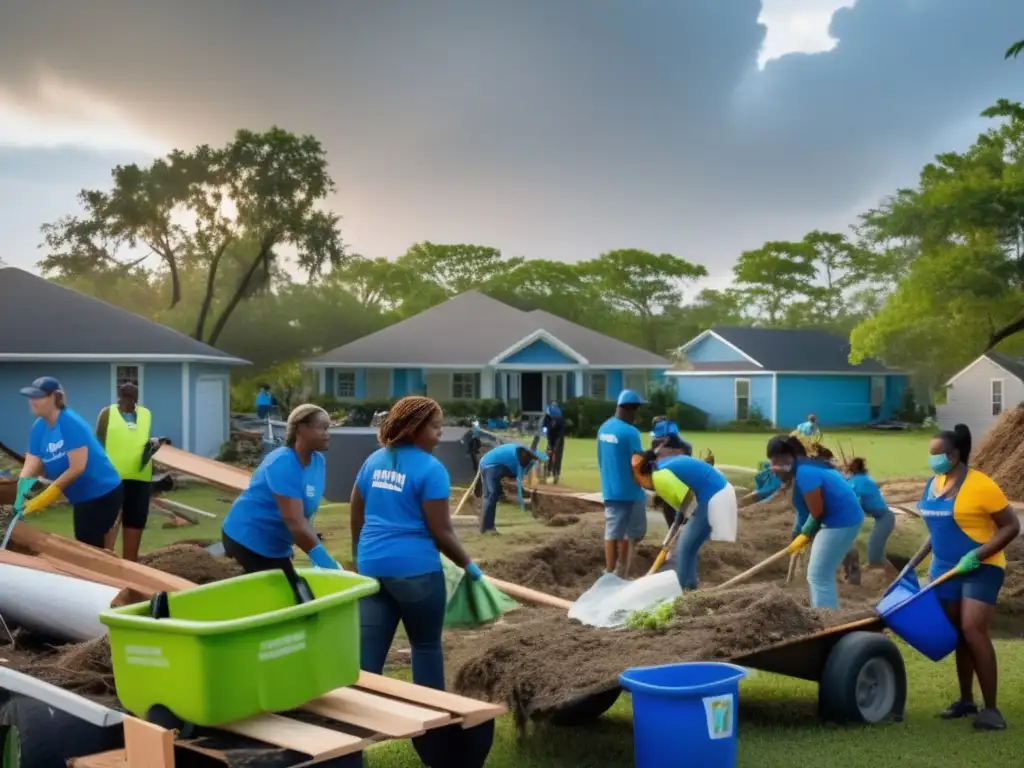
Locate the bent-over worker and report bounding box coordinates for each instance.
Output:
[541,401,565,483]
[739,461,783,508]
[351,396,485,692]
[17,378,124,548]
[901,424,1018,731]
[477,442,544,534]
[844,457,895,575]
[767,435,863,610]
[633,435,737,590]
[96,383,154,561]
[221,404,338,573]
[597,389,648,578]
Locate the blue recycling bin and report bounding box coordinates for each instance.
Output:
[620,662,747,768]
[876,572,958,661]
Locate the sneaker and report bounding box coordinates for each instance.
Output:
[973,708,1007,731]
[939,700,979,719]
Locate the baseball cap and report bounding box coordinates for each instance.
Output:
[651,419,680,439]
[617,389,647,407]
[20,377,63,399]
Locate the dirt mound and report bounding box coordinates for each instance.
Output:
[545,515,580,527]
[974,406,1024,477]
[7,634,116,701]
[453,583,870,722]
[139,543,242,584]
[528,489,603,520]
[990,441,1024,501]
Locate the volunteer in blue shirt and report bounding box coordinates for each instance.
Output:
[541,401,565,483]
[650,416,680,448]
[632,435,737,590]
[795,414,820,438]
[17,378,123,548]
[767,435,864,609]
[597,389,648,578]
[222,404,337,574]
[351,396,483,692]
[845,457,895,575]
[255,384,275,420]
[739,461,783,508]
[477,442,544,534]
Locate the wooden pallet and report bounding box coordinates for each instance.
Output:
[70,672,505,767]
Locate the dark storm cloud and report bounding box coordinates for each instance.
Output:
[0,0,1022,279]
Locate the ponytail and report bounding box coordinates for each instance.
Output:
[937,423,973,465]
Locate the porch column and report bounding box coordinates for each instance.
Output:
[480,366,495,398]
[573,367,584,397]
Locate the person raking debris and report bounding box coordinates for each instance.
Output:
[897,424,1019,731]
[597,389,648,578]
[476,441,545,534]
[843,457,896,577]
[738,461,782,508]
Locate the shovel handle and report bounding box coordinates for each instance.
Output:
[884,567,960,615]
[452,470,481,518]
[714,546,792,590]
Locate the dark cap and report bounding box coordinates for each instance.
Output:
[20,377,63,399]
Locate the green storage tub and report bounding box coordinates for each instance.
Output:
[99,569,379,726]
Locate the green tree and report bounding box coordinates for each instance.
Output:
[732,241,816,325]
[39,127,346,346]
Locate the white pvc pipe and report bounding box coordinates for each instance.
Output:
[0,564,119,642]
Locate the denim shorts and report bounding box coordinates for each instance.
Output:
[604,499,647,541]
[931,562,1005,606]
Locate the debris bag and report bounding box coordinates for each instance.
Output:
[442,558,519,628]
[568,570,682,629]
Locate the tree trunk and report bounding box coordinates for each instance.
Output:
[205,239,274,346]
[192,237,233,341]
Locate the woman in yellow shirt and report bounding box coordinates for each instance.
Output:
[901,424,1019,731]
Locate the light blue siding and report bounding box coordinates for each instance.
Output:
[673,374,773,426]
[606,370,624,400]
[500,340,575,365]
[776,375,871,428]
[885,375,909,418]
[144,363,184,448]
[684,335,750,364]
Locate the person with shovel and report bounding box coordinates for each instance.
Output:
[897,424,1019,731]
[541,401,565,483]
[476,441,545,534]
[766,435,863,610]
[16,377,124,548]
[844,457,896,577]
[597,389,648,578]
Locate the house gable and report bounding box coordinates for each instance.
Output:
[498,339,578,366]
[684,334,753,364]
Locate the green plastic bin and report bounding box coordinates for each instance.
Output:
[98,568,379,726]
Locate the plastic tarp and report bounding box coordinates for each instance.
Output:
[568,570,682,629]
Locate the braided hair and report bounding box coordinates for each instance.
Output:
[378,396,442,449]
[285,404,328,447]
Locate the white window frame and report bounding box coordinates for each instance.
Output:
[991,378,1004,417]
[452,372,478,400]
[590,372,608,399]
[624,371,648,394]
[110,363,145,403]
[734,377,751,421]
[335,370,356,399]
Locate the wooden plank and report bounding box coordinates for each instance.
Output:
[306,686,457,737]
[36,554,133,590]
[220,713,370,759]
[486,576,573,611]
[123,716,175,768]
[69,750,128,768]
[356,672,506,729]
[154,445,250,494]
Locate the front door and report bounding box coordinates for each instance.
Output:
[544,373,565,405]
[521,373,543,412]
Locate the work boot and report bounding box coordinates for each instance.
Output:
[974,708,1007,731]
[939,700,979,719]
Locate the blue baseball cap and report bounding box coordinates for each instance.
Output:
[617,389,647,407]
[20,377,63,399]
[652,420,680,439]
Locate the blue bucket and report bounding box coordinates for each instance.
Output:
[620,662,747,768]
[875,573,958,661]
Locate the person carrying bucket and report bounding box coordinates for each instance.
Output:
[597,389,648,578]
[766,435,863,610]
[843,457,896,577]
[476,441,545,534]
[631,434,737,590]
[898,424,1019,731]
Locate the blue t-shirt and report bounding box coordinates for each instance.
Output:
[545,404,563,421]
[355,446,451,578]
[255,391,273,408]
[796,421,819,436]
[792,460,864,530]
[597,417,645,502]
[222,447,326,559]
[848,473,887,513]
[656,455,727,503]
[28,408,121,505]
[479,443,525,476]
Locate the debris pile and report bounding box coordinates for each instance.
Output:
[139,543,242,584]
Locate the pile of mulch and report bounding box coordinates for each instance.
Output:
[545,515,580,528]
[973,406,1024,478]
[1,628,116,705]
[139,543,243,584]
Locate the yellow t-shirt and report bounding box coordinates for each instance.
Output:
[652,468,690,512]
[933,469,1009,568]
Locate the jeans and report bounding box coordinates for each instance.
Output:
[864,507,895,565]
[806,525,862,610]
[359,570,447,691]
[675,502,711,591]
[479,465,506,532]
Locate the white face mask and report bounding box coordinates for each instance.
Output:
[770,461,793,475]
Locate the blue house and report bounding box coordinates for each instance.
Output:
[0,267,249,458]
[305,291,668,413]
[667,327,907,428]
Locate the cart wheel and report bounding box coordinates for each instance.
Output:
[145,705,196,739]
[0,694,122,768]
[548,686,623,727]
[412,721,494,768]
[819,631,906,724]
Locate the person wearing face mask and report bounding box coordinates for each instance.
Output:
[899,424,1019,731]
[766,435,863,610]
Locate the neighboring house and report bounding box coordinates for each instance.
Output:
[666,327,907,428]
[0,267,249,458]
[304,291,668,413]
[938,352,1024,439]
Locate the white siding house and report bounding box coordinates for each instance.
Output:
[938,353,1024,439]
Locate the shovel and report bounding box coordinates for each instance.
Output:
[451,469,481,518]
[647,496,697,576]
[712,545,793,590]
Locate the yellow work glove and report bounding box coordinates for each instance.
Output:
[22,483,65,517]
[786,534,811,555]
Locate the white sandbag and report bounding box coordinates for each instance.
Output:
[708,484,738,543]
[569,570,682,629]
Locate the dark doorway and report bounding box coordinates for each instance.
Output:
[521,372,543,412]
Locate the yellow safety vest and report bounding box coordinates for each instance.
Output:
[106,405,153,482]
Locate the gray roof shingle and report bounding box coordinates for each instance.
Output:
[0,267,248,363]
[987,352,1024,381]
[307,291,668,367]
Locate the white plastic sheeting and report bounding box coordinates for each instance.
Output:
[0,564,118,642]
[568,570,682,629]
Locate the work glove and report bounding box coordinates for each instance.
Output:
[955,549,982,575]
[22,483,64,517]
[786,534,811,555]
[799,516,821,537]
[12,477,36,512]
[465,562,484,581]
[307,543,342,570]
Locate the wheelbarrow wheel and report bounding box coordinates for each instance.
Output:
[412,721,494,768]
[548,685,623,727]
[145,705,196,739]
[0,694,122,768]
[819,631,906,725]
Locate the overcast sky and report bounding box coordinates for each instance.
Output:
[1,0,1022,288]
